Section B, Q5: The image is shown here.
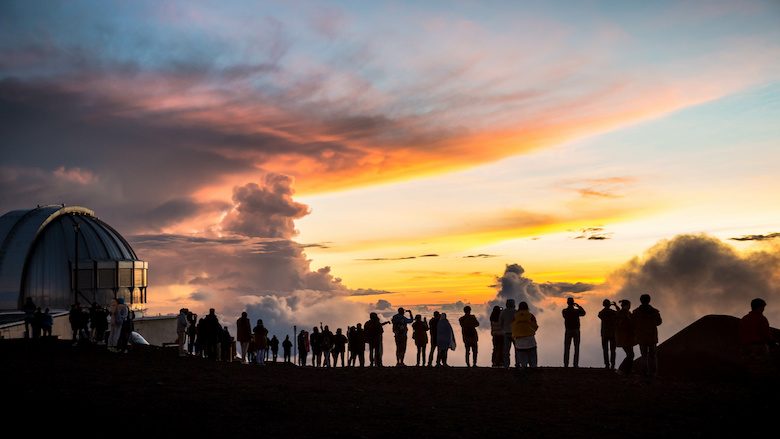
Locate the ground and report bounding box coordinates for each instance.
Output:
[3,335,777,438]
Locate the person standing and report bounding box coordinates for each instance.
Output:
[332,328,347,367]
[490,305,504,368]
[41,308,53,337]
[253,319,269,365]
[282,335,293,363]
[739,298,775,372]
[598,299,619,370]
[23,297,37,339]
[615,300,635,375]
[511,302,539,370]
[391,308,414,367]
[298,329,309,366]
[270,335,280,363]
[177,308,189,356]
[459,306,480,367]
[562,297,586,368]
[427,311,441,366]
[436,313,455,367]
[498,300,517,369]
[364,313,383,367]
[236,312,252,363]
[108,298,127,353]
[348,324,366,367]
[412,315,429,367]
[632,294,662,377]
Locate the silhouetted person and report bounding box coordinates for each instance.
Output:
[270,335,279,363]
[310,326,323,367]
[41,308,53,337]
[332,328,347,367]
[598,299,619,369]
[321,324,334,367]
[253,319,269,365]
[490,305,504,368]
[348,324,366,367]
[203,308,221,360]
[562,297,586,368]
[364,313,384,367]
[298,329,309,366]
[633,294,661,377]
[219,325,232,361]
[391,307,414,367]
[511,301,539,370]
[739,298,775,371]
[22,297,36,339]
[69,301,89,346]
[436,313,455,367]
[615,300,635,375]
[187,311,197,354]
[427,311,441,366]
[498,300,517,369]
[412,315,429,366]
[177,308,189,356]
[459,306,480,367]
[32,307,43,339]
[282,335,293,363]
[236,312,252,362]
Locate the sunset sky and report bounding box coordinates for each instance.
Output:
[2,0,779,366]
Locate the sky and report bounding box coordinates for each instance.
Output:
[1,0,779,367]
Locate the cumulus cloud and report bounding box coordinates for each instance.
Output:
[606,234,780,340]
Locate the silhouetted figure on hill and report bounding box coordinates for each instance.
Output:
[23,297,36,339]
[364,313,384,367]
[332,328,347,367]
[236,312,252,362]
[321,325,334,367]
[90,302,107,343]
[219,326,232,361]
[615,300,635,375]
[562,297,586,368]
[348,324,366,367]
[459,306,480,367]
[70,301,89,346]
[203,308,221,360]
[253,320,269,365]
[282,335,293,363]
[187,311,197,354]
[32,307,43,339]
[598,299,619,370]
[177,308,189,356]
[270,335,279,363]
[499,300,517,369]
[436,313,455,367]
[298,329,309,366]
[412,315,429,366]
[740,298,775,372]
[427,311,441,366]
[391,308,414,367]
[41,308,53,337]
[511,301,539,370]
[310,327,323,367]
[490,305,504,368]
[633,294,662,377]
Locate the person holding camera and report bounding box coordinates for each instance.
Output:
[562,297,586,368]
[598,299,620,370]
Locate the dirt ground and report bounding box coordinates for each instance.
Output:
[3,336,777,438]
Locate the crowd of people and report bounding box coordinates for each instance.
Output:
[23,292,774,374]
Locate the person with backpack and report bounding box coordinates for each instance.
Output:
[391,308,414,367]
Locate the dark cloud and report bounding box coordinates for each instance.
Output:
[729,232,780,242]
[607,234,780,339]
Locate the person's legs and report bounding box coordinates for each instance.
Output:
[564,330,572,366]
[503,333,514,369]
[573,330,581,367]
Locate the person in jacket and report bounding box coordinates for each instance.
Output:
[236,312,252,362]
[436,313,455,367]
[427,311,441,367]
[615,300,635,375]
[739,298,775,369]
[511,301,539,369]
[364,313,383,367]
[490,305,504,368]
[411,315,429,367]
[253,319,269,365]
[632,294,662,377]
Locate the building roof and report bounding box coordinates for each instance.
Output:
[0,205,146,312]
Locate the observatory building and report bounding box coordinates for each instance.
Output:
[0,205,147,313]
